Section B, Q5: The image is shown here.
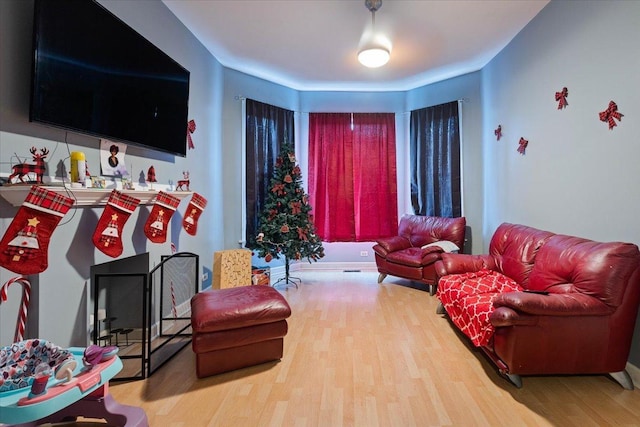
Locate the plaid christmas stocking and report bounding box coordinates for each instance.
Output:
[92,190,140,258]
[144,191,181,243]
[0,186,74,275]
[182,193,207,236]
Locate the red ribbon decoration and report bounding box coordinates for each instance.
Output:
[186,119,196,149]
[517,137,528,155]
[599,101,623,129]
[555,87,568,109]
[494,125,502,141]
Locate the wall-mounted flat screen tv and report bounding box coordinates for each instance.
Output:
[30,0,190,157]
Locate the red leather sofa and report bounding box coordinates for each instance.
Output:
[435,223,640,389]
[373,214,466,294]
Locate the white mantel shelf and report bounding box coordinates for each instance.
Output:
[0,185,193,207]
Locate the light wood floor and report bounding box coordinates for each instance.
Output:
[59,271,640,426]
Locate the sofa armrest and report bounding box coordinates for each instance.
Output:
[489,307,539,327]
[434,253,495,277]
[421,246,446,265]
[492,292,612,318]
[375,236,411,253]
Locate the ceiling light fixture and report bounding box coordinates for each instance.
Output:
[358,0,390,68]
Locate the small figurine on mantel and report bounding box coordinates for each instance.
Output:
[176,171,190,191]
[147,166,157,190]
[8,147,49,184]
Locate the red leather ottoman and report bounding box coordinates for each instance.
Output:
[190,285,291,378]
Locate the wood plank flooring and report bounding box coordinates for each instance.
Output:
[56,271,640,426]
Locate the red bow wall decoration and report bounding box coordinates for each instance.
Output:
[517,137,528,155]
[555,87,569,109]
[186,119,196,149]
[494,125,502,141]
[599,101,623,130]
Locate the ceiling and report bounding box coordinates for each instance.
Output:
[162,0,549,92]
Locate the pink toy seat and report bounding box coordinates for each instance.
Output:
[0,339,74,393]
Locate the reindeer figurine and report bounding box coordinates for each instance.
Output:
[176,171,190,191]
[9,147,49,184]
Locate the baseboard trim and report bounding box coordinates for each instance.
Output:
[266,262,377,283]
[293,262,377,272]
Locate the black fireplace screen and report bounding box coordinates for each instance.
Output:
[92,252,199,380]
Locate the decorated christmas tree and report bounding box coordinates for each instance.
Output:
[252,142,324,285]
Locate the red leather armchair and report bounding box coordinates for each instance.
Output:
[373,214,466,294]
[435,223,640,389]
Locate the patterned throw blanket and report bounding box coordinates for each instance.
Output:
[437,270,522,346]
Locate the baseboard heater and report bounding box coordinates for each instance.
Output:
[343,269,361,272]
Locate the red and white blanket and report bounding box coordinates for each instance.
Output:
[437,270,522,346]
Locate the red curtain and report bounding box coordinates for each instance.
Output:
[308,113,398,242]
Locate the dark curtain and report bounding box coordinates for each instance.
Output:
[308,112,398,242]
[410,101,461,217]
[245,99,294,247]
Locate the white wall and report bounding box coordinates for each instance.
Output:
[481,0,640,366]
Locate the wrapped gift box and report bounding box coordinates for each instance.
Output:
[213,249,252,289]
[251,266,270,286]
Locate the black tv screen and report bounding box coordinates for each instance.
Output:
[30,0,190,157]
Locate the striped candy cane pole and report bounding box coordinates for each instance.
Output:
[0,276,32,342]
[170,281,177,318]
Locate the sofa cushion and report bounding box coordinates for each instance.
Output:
[386,246,444,267]
[489,223,554,287]
[191,286,291,333]
[528,235,640,308]
[397,215,466,248]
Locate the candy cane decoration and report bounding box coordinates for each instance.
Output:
[0,276,32,342]
[170,281,177,319]
[186,119,196,150]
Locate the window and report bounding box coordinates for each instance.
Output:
[308,113,398,242]
[245,99,294,246]
[409,101,462,217]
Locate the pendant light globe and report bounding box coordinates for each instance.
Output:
[358,44,390,68]
[358,0,390,68]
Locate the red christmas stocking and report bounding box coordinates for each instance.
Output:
[0,186,74,275]
[144,191,181,243]
[182,193,207,236]
[92,190,140,258]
